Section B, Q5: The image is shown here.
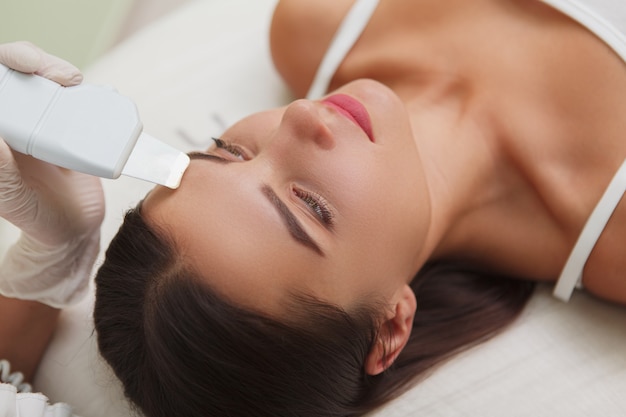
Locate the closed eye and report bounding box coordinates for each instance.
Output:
[292,187,334,226]
[187,149,332,251]
[211,138,333,226]
[212,137,249,160]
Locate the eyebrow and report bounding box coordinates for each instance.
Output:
[187,151,229,163]
[261,185,324,256]
[187,151,324,256]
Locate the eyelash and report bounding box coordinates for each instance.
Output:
[293,188,334,226]
[212,137,334,226]
[212,137,247,159]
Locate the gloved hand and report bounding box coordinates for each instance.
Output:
[0,42,104,308]
[0,41,83,86]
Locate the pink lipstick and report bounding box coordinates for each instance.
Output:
[322,94,374,142]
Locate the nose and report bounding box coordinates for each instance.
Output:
[277,99,335,150]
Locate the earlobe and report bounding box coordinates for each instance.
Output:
[364,284,417,375]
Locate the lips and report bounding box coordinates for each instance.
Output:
[321,94,374,142]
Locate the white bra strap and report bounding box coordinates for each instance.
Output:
[305,0,380,100]
[554,159,626,301]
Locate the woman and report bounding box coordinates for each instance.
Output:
[2,0,626,415]
[93,0,626,416]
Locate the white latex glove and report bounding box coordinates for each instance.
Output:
[0,42,104,308]
[0,41,83,86]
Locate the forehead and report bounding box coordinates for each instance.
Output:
[141,165,331,316]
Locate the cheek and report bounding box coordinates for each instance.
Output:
[330,148,427,270]
[336,142,421,218]
[330,160,408,238]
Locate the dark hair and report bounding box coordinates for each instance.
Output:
[94,208,534,417]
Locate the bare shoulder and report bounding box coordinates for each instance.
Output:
[269,0,355,97]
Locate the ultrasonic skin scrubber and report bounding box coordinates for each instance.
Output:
[0,63,189,189]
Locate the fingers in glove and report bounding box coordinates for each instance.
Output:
[0,41,82,86]
[0,138,40,233]
[0,138,105,245]
[0,42,40,73]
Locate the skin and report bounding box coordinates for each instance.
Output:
[144,0,626,373]
[3,0,624,386]
[269,0,626,302]
[0,296,58,381]
[0,0,626,394]
[144,80,430,316]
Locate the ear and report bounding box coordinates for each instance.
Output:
[365,284,417,375]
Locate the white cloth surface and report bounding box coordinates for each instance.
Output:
[0,383,76,417]
[13,0,625,416]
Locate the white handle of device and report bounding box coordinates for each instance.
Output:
[0,63,188,188]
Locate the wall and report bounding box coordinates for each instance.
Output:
[0,0,134,69]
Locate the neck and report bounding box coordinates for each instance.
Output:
[393,76,507,268]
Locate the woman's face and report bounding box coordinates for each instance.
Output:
[143,79,431,316]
